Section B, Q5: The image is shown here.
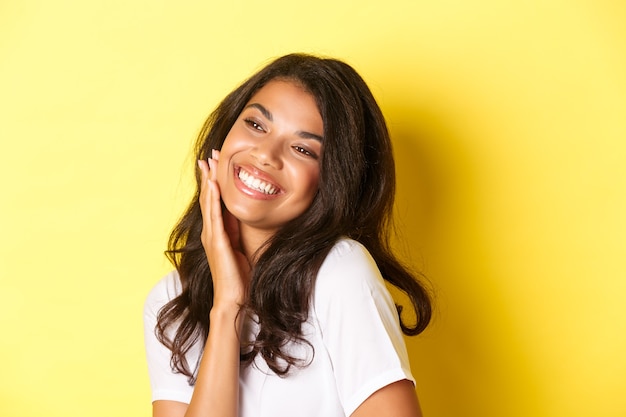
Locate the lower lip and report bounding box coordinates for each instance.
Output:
[233,168,281,200]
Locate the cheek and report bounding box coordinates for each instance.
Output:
[303,168,321,198]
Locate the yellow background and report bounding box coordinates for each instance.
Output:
[1,1,625,416]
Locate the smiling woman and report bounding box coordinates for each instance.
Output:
[143,53,432,417]
[217,80,323,236]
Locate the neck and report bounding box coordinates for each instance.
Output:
[239,224,275,265]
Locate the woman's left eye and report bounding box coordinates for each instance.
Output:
[293,146,317,159]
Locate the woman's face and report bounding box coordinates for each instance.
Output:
[216,80,323,234]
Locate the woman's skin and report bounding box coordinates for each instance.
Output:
[215,80,323,242]
[152,81,423,417]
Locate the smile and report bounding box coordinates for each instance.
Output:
[238,168,280,195]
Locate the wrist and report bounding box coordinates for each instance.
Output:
[210,303,241,322]
[210,303,245,336]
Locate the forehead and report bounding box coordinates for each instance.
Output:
[244,80,323,131]
[248,80,317,110]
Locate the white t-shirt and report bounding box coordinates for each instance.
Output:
[144,238,415,417]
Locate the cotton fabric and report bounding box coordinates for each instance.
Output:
[144,238,415,416]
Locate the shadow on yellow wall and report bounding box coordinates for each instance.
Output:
[391,101,546,414]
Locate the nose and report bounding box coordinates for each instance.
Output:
[251,136,283,169]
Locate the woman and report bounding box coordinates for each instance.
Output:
[144,53,432,417]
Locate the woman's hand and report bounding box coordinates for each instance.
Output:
[198,150,251,309]
[155,152,248,417]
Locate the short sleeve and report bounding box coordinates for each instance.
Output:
[143,271,197,404]
[312,240,414,416]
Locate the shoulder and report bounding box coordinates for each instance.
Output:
[143,270,182,317]
[310,239,415,415]
[315,238,385,296]
[143,270,196,405]
[313,238,394,317]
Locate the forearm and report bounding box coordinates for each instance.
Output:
[184,305,242,417]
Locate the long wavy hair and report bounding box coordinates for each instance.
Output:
[156,53,432,383]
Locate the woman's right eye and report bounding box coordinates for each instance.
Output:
[244,118,265,132]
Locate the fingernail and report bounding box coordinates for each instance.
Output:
[211,149,218,160]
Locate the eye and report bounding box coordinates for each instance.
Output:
[293,145,318,159]
[244,118,265,132]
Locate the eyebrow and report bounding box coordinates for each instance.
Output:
[244,103,324,142]
[245,103,273,121]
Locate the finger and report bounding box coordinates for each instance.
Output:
[197,161,210,250]
[222,206,241,251]
[197,159,209,184]
[198,159,211,211]
[208,158,226,238]
[208,153,218,183]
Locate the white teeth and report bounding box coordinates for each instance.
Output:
[238,169,278,195]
